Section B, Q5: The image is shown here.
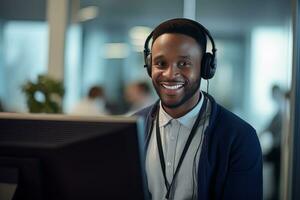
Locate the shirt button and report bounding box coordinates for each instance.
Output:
[170,136,175,140]
[167,162,172,167]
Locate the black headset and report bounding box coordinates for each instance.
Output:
[143,18,217,80]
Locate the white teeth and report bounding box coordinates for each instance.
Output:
[162,84,183,90]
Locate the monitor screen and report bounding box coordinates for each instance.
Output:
[0,113,148,200]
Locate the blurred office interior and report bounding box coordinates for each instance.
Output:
[0,0,299,199]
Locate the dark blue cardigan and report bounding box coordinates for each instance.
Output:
[135,93,263,200]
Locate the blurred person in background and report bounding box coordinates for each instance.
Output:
[124,81,156,115]
[70,85,109,116]
[261,84,287,200]
[0,98,4,112]
[135,18,262,200]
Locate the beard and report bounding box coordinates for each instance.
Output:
[153,75,201,109]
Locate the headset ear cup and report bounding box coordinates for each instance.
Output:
[146,54,152,77]
[143,31,154,77]
[201,53,216,79]
[144,49,152,77]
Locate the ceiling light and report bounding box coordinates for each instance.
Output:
[78,6,98,22]
[129,26,152,52]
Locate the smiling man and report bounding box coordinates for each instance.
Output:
[151,33,202,118]
[135,18,262,200]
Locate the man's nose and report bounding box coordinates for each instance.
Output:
[163,64,179,78]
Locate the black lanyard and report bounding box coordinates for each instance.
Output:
[156,97,208,199]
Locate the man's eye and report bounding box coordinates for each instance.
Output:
[155,61,165,67]
[178,61,190,68]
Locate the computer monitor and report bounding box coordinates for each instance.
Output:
[0,113,148,200]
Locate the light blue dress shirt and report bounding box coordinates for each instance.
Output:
[146,92,211,200]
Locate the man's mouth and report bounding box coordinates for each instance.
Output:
[161,82,184,90]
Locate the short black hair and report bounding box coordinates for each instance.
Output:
[152,18,207,53]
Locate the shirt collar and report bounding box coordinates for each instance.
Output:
[158,91,204,129]
[158,103,173,127]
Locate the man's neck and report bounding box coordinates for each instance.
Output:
[162,92,201,118]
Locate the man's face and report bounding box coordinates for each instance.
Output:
[151,33,202,109]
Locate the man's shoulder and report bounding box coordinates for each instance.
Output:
[214,103,256,133]
[211,103,262,160]
[133,101,158,118]
[134,106,152,117]
[205,92,255,133]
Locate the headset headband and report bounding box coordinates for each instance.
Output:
[144,19,216,59]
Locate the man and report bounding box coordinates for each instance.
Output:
[135,18,262,200]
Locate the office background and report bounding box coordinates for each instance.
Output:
[0,0,298,199]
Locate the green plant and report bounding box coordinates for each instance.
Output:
[22,75,64,113]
